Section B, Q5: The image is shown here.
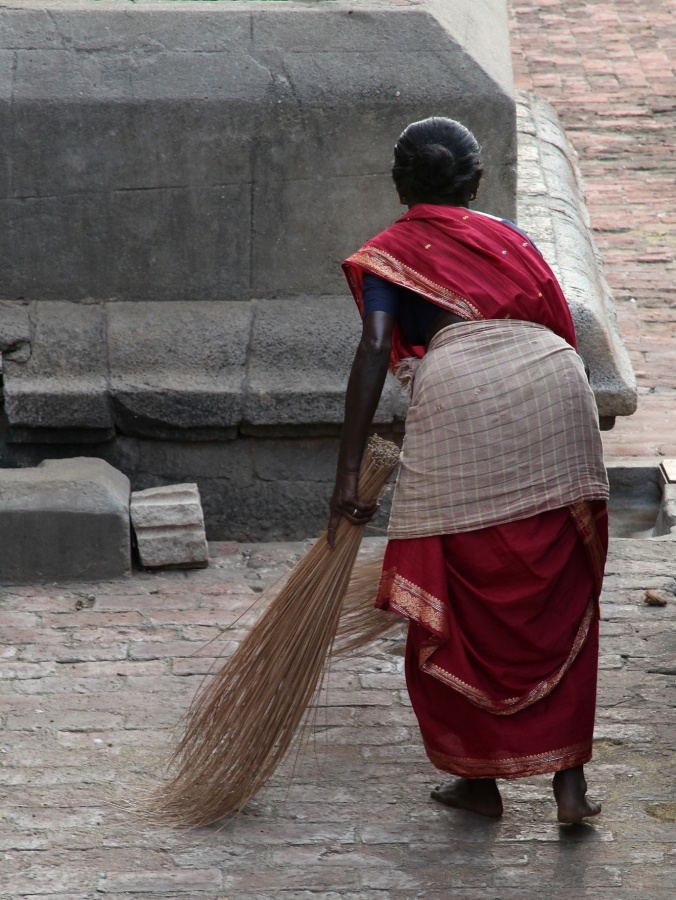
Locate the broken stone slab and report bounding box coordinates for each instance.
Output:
[516,92,638,423]
[660,459,676,484]
[130,483,209,569]
[2,301,113,441]
[0,457,131,584]
[653,484,676,538]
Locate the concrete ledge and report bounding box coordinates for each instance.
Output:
[2,297,410,440]
[654,484,676,538]
[517,92,638,420]
[3,302,112,434]
[0,457,131,583]
[244,297,408,430]
[108,301,251,439]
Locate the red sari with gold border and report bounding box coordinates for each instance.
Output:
[343,205,608,779]
[379,501,607,778]
[343,204,578,367]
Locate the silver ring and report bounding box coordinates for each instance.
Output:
[352,507,359,517]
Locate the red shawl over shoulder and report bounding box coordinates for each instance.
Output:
[342,204,576,369]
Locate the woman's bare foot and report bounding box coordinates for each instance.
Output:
[431,777,504,817]
[553,766,602,823]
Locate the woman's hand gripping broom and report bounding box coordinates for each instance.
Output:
[146,435,400,828]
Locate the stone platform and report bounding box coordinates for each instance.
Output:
[1,535,674,898]
[0,0,515,302]
[0,91,637,540]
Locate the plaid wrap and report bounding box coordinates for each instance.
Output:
[387,319,608,538]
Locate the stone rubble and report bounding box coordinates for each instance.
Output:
[130,484,209,570]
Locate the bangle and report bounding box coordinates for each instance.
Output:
[338,468,360,475]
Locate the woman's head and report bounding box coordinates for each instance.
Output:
[392,117,483,207]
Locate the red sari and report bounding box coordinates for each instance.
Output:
[343,204,578,368]
[343,205,608,779]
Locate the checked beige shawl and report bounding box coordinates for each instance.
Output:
[387,319,609,539]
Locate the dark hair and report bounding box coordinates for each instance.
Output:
[392,117,483,205]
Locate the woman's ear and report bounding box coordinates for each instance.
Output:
[467,170,483,203]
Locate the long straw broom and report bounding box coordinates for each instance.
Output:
[333,553,404,655]
[147,435,401,827]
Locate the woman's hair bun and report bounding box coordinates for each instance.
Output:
[411,143,457,188]
[392,117,483,204]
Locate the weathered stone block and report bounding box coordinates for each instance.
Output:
[108,301,252,439]
[130,483,208,569]
[2,302,112,437]
[0,458,130,584]
[0,300,30,359]
[654,484,676,538]
[244,296,408,429]
[0,1,516,302]
[516,93,637,420]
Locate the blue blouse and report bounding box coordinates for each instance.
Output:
[362,273,439,345]
[360,216,540,346]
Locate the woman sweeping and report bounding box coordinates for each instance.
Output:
[327,117,609,823]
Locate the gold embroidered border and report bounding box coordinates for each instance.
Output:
[345,247,485,322]
[424,739,593,780]
[420,595,596,716]
[378,561,596,716]
[387,574,448,639]
[375,565,398,609]
[569,500,607,597]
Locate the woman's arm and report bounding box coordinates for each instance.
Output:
[327,310,395,547]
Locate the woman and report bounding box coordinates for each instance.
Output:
[327,117,609,823]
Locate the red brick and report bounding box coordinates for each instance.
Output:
[128,640,228,660]
[6,710,125,733]
[171,654,233,676]
[18,644,129,664]
[49,659,165,678]
[41,611,144,628]
[97,869,224,893]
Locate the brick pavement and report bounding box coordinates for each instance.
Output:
[508,0,676,458]
[1,537,676,899]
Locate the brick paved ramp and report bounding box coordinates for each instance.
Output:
[509,0,676,459]
[1,537,675,899]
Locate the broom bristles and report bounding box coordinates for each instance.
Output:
[146,436,400,827]
[332,555,404,655]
